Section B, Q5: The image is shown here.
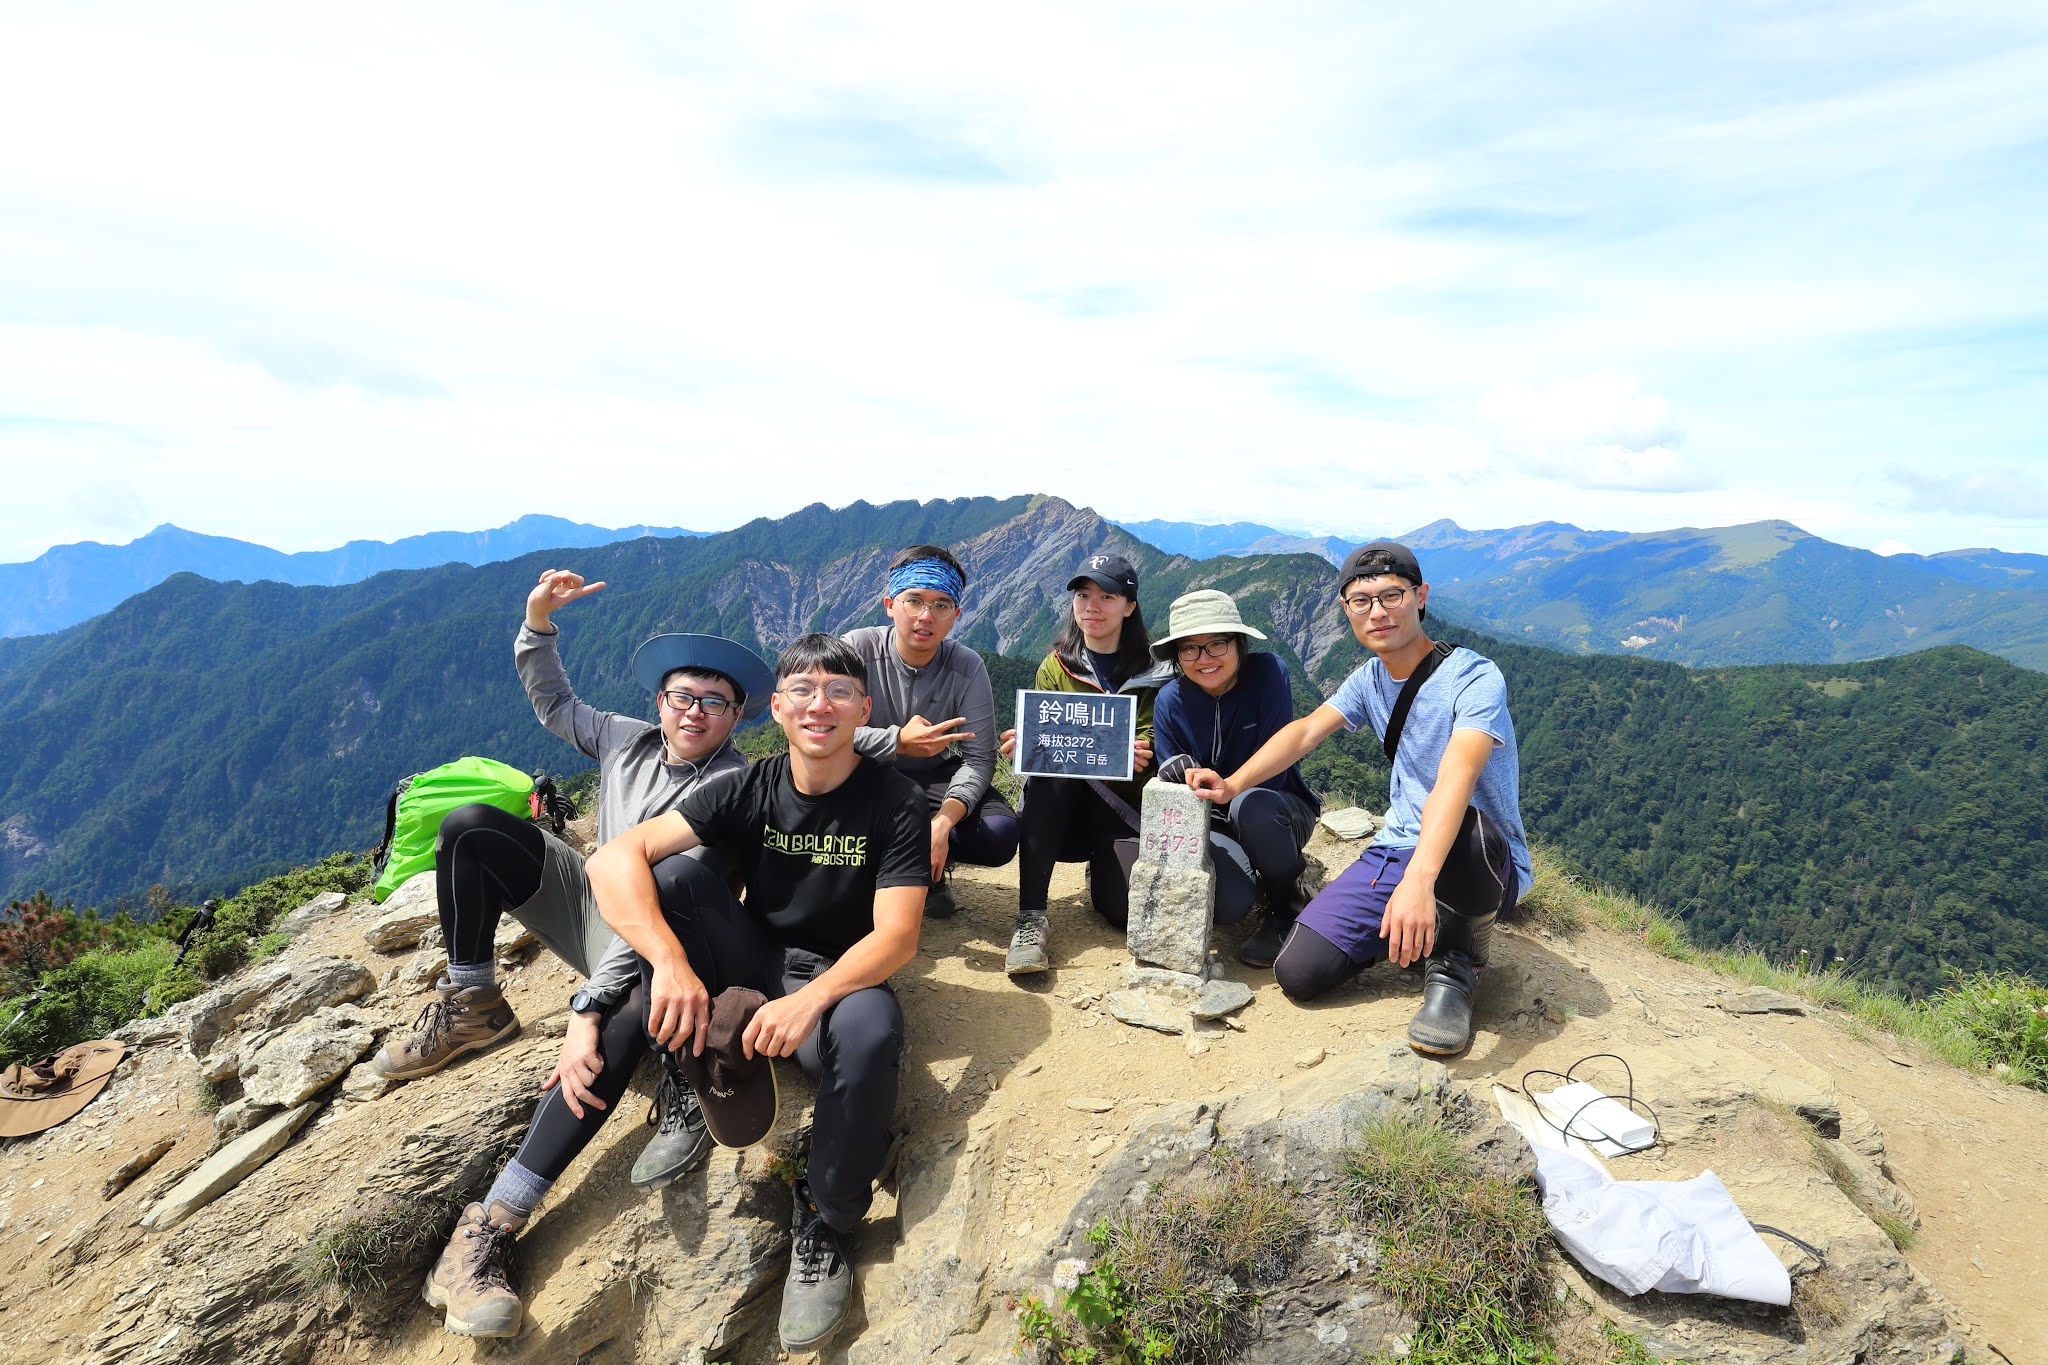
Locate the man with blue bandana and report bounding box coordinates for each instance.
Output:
[844,544,1019,917]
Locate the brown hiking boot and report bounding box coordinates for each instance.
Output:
[373,979,519,1080]
[423,1201,524,1337]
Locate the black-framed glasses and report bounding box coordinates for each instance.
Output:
[777,680,865,705]
[1175,638,1237,662]
[660,689,736,716]
[1342,586,1412,614]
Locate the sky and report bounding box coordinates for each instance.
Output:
[2,2,2045,563]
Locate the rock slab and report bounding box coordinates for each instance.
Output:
[237,1004,378,1107]
[364,871,438,950]
[141,1101,319,1231]
[184,953,375,1058]
[1318,806,1380,840]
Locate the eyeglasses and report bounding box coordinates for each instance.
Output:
[895,594,958,618]
[1175,638,1237,662]
[1342,586,1412,614]
[660,689,737,716]
[777,680,865,705]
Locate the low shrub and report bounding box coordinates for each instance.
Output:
[0,939,175,1064]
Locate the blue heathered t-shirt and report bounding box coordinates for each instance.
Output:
[1325,646,1532,897]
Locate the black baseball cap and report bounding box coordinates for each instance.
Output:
[1066,552,1139,597]
[1338,540,1424,592]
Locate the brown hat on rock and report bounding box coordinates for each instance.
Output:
[676,988,779,1149]
[0,1039,126,1139]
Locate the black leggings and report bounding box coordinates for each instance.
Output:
[501,852,709,1183]
[1017,776,1139,928]
[434,804,546,967]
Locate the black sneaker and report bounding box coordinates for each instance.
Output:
[1237,912,1293,969]
[779,1179,855,1350]
[630,1058,711,1190]
[924,872,959,921]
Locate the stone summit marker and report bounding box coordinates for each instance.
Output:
[1125,777,1215,977]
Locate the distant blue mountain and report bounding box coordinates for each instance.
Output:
[0,515,708,638]
[1112,518,1357,564]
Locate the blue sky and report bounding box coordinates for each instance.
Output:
[2,2,2044,560]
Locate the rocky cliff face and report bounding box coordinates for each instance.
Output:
[0,831,2036,1364]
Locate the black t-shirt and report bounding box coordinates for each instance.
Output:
[677,754,929,958]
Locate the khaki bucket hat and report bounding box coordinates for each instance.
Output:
[0,1039,126,1139]
[1150,589,1268,661]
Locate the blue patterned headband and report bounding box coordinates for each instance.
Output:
[887,558,964,602]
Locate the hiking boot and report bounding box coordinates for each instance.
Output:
[423,1201,523,1337]
[630,1058,711,1190]
[1406,904,1497,1056]
[1004,912,1050,975]
[373,980,519,1080]
[779,1180,855,1351]
[923,871,959,921]
[1236,911,1292,969]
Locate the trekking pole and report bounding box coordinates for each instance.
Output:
[170,899,219,971]
[0,989,43,1051]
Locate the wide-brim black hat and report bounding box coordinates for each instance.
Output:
[631,634,777,721]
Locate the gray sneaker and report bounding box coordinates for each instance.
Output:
[1005,912,1050,975]
[779,1180,855,1351]
[630,1060,711,1190]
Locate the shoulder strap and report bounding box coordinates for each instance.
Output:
[1382,641,1455,762]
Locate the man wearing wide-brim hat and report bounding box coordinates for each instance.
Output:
[1149,589,1322,967]
[378,568,776,1339]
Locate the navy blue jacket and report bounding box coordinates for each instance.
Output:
[1153,652,1319,813]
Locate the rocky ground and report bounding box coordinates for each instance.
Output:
[0,823,2041,1364]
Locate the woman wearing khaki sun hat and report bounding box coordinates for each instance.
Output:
[1149,589,1321,969]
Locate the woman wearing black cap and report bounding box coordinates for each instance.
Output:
[997,553,1172,976]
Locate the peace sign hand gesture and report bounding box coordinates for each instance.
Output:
[526,569,608,629]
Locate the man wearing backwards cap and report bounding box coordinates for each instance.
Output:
[844,544,1019,919]
[401,569,776,1338]
[1187,540,1531,1055]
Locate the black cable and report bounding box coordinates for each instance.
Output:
[1518,1053,1661,1148]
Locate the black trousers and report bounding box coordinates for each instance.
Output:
[500,857,903,1233]
[1016,775,1139,928]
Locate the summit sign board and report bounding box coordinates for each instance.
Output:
[1012,690,1137,782]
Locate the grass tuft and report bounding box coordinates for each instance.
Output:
[1015,1149,1309,1365]
[296,1192,466,1300]
[1343,1114,1557,1364]
[1768,1102,1917,1252]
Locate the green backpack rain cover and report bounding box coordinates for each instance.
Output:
[370,757,539,903]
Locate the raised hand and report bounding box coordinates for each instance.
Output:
[526,569,608,629]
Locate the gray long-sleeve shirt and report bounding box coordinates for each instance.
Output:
[844,624,997,812]
[517,622,745,1004]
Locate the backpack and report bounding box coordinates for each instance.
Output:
[369,757,577,903]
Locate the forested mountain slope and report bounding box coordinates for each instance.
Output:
[2,495,2042,993]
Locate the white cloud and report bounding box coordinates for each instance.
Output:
[1475,372,1709,492]
[1888,467,2048,521]
[1872,539,1915,557]
[0,3,2046,557]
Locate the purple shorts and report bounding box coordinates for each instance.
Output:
[1296,807,1520,966]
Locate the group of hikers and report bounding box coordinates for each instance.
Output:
[373,535,1531,1352]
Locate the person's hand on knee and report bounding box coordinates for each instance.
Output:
[543,1012,607,1119]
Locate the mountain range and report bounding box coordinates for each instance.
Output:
[0,515,708,638]
[12,512,2048,675]
[2,494,2043,995]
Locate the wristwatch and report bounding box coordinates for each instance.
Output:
[569,986,604,1017]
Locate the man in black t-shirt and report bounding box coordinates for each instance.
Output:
[586,632,929,1353]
